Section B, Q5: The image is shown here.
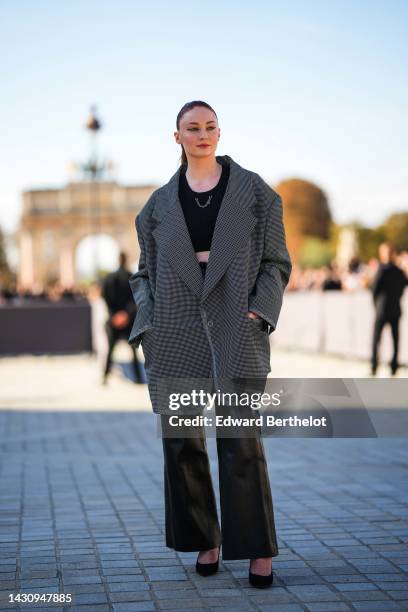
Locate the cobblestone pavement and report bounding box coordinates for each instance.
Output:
[0,406,407,612]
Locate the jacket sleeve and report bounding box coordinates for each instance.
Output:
[371,267,384,302]
[248,176,292,334]
[127,214,155,348]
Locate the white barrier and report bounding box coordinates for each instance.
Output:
[273,290,408,365]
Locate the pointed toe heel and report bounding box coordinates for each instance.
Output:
[195,550,220,576]
[248,569,274,588]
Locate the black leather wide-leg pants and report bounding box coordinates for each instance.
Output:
[159,260,279,560]
[160,401,279,560]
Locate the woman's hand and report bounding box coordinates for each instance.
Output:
[111,310,130,329]
[246,311,262,320]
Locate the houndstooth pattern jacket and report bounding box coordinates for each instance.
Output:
[128,154,292,414]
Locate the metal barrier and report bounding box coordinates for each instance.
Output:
[0,301,92,355]
[273,290,408,365]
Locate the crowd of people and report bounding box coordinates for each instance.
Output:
[1,249,408,304]
[0,281,89,305]
[286,250,408,292]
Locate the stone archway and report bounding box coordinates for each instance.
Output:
[18,180,156,290]
[75,233,120,281]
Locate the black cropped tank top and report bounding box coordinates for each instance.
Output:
[178,159,230,252]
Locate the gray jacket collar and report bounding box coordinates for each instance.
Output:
[151,154,257,302]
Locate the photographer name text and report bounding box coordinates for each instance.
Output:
[166,415,327,428]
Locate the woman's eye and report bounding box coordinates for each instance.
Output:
[187,127,216,131]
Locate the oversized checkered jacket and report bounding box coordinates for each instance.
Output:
[128,154,292,414]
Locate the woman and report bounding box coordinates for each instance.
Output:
[128,100,292,588]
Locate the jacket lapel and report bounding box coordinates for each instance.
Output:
[152,172,204,299]
[151,155,257,303]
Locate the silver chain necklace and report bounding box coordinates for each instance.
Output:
[194,194,213,208]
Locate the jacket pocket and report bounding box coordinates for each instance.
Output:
[140,327,156,369]
[245,317,271,369]
[246,316,268,332]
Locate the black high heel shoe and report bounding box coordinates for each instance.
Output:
[248,561,274,588]
[195,547,220,576]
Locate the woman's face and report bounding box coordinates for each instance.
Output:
[174,106,220,161]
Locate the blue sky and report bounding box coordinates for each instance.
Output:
[1,0,407,235]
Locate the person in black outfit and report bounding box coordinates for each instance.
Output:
[371,242,408,376]
[101,251,144,384]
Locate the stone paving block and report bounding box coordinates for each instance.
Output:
[20,586,59,595]
[376,582,408,591]
[138,549,177,556]
[112,603,156,611]
[323,574,369,583]
[205,605,251,611]
[71,592,109,605]
[307,560,351,569]
[342,589,390,601]
[105,574,146,583]
[14,607,65,612]
[60,562,98,571]
[318,567,360,576]
[276,568,316,578]
[65,584,106,595]
[153,588,198,599]
[108,581,149,592]
[69,606,111,612]
[351,601,403,610]
[255,604,304,612]
[202,596,254,607]
[102,567,143,576]
[158,599,206,609]
[0,602,16,610]
[368,573,408,582]
[350,559,398,572]
[247,587,298,603]
[0,560,16,568]
[287,584,341,602]
[110,591,152,603]
[279,575,325,586]
[59,553,97,563]
[274,560,310,569]
[0,569,15,576]
[19,570,57,580]
[100,560,139,569]
[334,582,379,591]
[0,582,17,591]
[189,575,231,586]
[101,555,139,564]
[388,592,408,601]
[196,587,241,597]
[146,572,188,582]
[305,603,353,611]
[141,559,183,568]
[62,575,102,586]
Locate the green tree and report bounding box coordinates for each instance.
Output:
[382,212,408,251]
[299,237,335,269]
[356,226,387,261]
